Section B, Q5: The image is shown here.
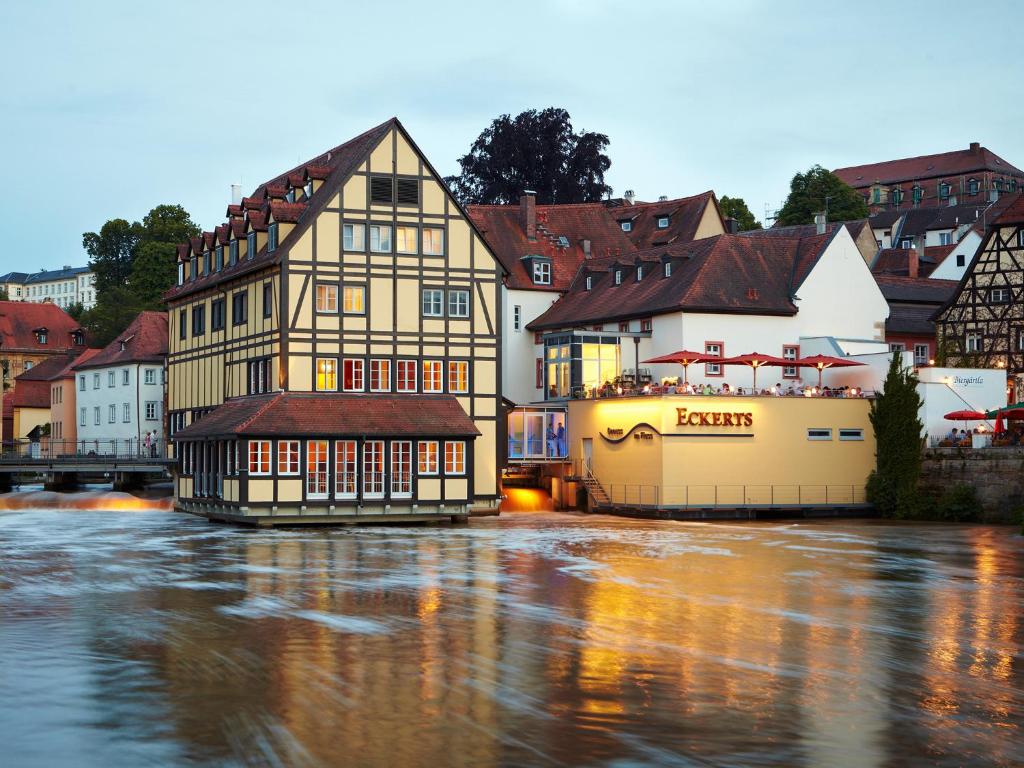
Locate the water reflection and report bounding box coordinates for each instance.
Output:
[0,509,1021,767]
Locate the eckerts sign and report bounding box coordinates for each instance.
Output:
[676,408,753,428]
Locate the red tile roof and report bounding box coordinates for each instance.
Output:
[871,246,954,277]
[875,276,960,303]
[605,191,723,249]
[0,301,83,353]
[269,201,306,224]
[50,347,102,379]
[73,311,167,370]
[834,144,1024,188]
[14,353,77,383]
[467,202,636,291]
[994,193,1024,225]
[528,231,835,329]
[165,119,396,302]
[173,393,480,440]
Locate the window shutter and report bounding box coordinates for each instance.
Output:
[370,176,394,204]
[396,178,419,206]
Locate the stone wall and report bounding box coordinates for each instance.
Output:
[920,447,1024,523]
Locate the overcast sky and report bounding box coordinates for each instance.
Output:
[4,0,1023,273]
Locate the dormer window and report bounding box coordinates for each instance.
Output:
[304,181,313,198]
[890,188,902,206]
[71,330,83,346]
[585,275,592,291]
[636,265,644,281]
[939,182,950,200]
[202,251,210,276]
[994,178,1004,192]
[621,221,632,232]
[215,245,224,271]
[120,340,127,351]
[656,216,670,229]
[177,262,184,285]
[532,260,551,285]
[268,222,279,253]
[968,178,979,195]
[663,261,672,278]
[614,269,622,285]
[229,240,238,265]
[246,232,256,259]
[36,330,47,344]
[286,188,296,203]
[189,258,197,280]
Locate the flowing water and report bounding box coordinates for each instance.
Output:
[0,500,1021,768]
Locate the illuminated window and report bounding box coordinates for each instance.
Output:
[390,441,412,497]
[444,441,465,475]
[306,440,329,499]
[335,440,357,498]
[422,228,444,255]
[363,440,385,498]
[278,440,300,475]
[396,226,418,254]
[249,440,271,475]
[343,285,365,314]
[343,358,364,391]
[418,440,438,475]
[448,361,469,393]
[370,359,391,392]
[316,358,337,391]
[316,283,338,313]
[423,361,443,392]
[397,360,417,392]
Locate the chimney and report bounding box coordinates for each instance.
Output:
[520,190,536,240]
[814,211,827,235]
[910,235,924,278]
[624,189,635,205]
[724,217,740,234]
[231,184,242,205]
[582,239,592,259]
[969,141,980,155]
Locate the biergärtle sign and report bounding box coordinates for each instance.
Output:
[676,408,752,427]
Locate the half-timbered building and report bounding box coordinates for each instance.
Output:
[166,119,504,525]
[935,194,1024,398]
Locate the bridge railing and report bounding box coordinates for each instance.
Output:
[0,438,167,462]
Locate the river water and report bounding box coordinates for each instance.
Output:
[0,503,1021,768]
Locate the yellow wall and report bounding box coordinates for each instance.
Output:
[13,406,49,440]
[569,396,875,505]
[696,199,727,239]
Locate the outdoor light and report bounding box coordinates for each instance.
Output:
[616,386,623,395]
[928,359,935,366]
[770,386,777,394]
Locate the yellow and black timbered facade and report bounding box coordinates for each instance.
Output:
[167,119,504,525]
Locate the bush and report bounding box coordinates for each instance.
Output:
[935,484,982,522]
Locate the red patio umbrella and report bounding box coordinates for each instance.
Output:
[943,410,985,420]
[642,350,715,384]
[794,354,866,388]
[717,352,791,390]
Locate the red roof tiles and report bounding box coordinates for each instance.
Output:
[0,301,83,352]
[834,144,1024,188]
[269,201,306,223]
[173,393,480,440]
[73,311,167,370]
[606,191,723,250]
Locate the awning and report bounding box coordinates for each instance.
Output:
[173,393,481,440]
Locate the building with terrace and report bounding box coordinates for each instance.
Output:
[166,119,503,525]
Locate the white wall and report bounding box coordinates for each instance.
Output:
[917,367,1007,441]
[929,230,981,281]
[796,227,889,341]
[75,363,165,449]
[504,286,560,404]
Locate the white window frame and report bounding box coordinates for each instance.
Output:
[144,368,156,385]
[423,361,443,393]
[342,285,365,315]
[108,404,116,423]
[145,401,158,421]
[513,304,522,331]
[422,228,444,255]
[939,232,952,246]
[79,375,85,392]
[614,270,622,286]
[278,440,300,476]
[807,428,833,441]
[93,407,100,425]
[448,360,469,394]
[444,441,466,475]
[838,428,864,441]
[316,358,338,392]
[395,225,418,254]
[397,359,417,392]
[390,441,413,498]
[79,407,86,426]
[422,289,444,317]
[316,283,339,313]
[343,358,365,392]
[621,221,632,232]
[448,289,470,318]
[108,371,115,387]
[369,224,392,253]
[123,403,130,423]
[249,440,272,475]
[343,223,366,251]
[335,440,358,499]
[93,373,100,389]
[418,440,439,475]
[370,359,391,392]
[533,260,552,285]
[913,344,929,366]
[656,216,670,229]
[965,333,982,353]
[362,440,385,499]
[306,440,329,499]
[122,368,130,385]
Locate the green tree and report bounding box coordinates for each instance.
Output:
[775,165,868,226]
[78,286,145,347]
[719,195,761,231]
[866,353,924,518]
[65,301,85,322]
[0,287,8,301]
[445,108,612,205]
[82,218,141,295]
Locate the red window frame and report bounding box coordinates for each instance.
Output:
[618,321,630,332]
[534,331,544,345]
[640,318,652,332]
[535,358,543,389]
[705,341,724,377]
[782,344,800,379]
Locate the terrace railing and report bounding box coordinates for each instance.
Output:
[0,438,167,463]
[599,483,869,510]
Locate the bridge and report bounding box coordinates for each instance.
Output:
[0,439,174,490]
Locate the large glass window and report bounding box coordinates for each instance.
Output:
[249,440,271,475]
[544,333,620,400]
[316,358,337,391]
[390,441,412,497]
[363,440,385,498]
[335,440,357,499]
[306,440,329,499]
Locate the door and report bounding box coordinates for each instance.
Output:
[581,438,593,472]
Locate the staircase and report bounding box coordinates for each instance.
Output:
[580,464,611,509]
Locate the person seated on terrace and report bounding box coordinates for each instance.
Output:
[947,426,959,441]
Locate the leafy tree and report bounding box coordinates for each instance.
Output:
[719,195,761,231]
[866,353,924,518]
[776,165,868,226]
[129,240,179,309]
[65,301,85,322]
[445,108,612,205]
[82,218,141,295]
[0,287,8,301]
[78,286,145,347]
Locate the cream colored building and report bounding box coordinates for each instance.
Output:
[168,119,503,525]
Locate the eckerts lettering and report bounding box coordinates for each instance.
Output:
[676,408,753,427]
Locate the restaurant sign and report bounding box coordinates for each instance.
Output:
[676,408,753,428]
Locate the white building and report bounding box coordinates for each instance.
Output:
[73,311,167,453]
[0,266,97,310]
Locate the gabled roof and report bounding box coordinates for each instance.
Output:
[871,246,954,277]
[994,192,1024,225]
[528,231,835,329]
[14,353,77,383]
[0,301,83,352]
[467,202,636,291]
[173,393,481,440]
[605,191,722,249]
[50,347,102,379]
[874,276,960,304]
[73,311,167,370]
[835,144,1024,187]
[0,272,29,283]
[164,119,396,302]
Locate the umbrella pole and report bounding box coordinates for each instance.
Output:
[753,366,757,391]
[817,367,823,389]
[682,363,688,385]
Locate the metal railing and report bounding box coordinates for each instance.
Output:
[0,438,166,462]
[599,483,868,509]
